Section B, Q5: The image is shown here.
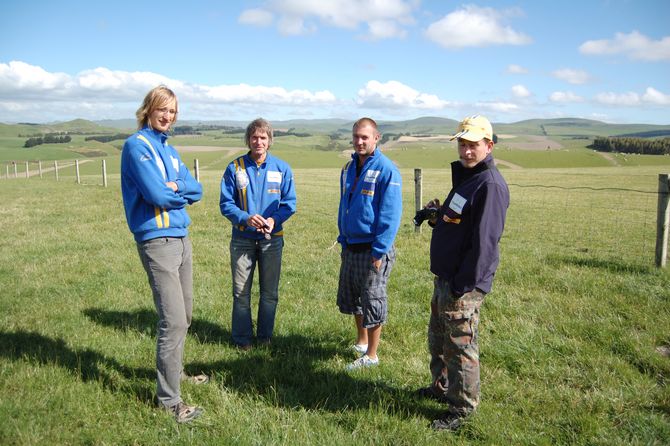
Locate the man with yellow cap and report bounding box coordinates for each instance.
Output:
[417,115,510,431]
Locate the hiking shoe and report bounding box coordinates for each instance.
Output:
[352,343,368,354]
[431,414,465,431]
[346,354,379,370]
[168,401,204,424]
[415,386,448,403]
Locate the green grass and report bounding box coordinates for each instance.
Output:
[1,165,669,445]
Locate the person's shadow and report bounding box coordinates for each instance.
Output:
[0,330,155,404]
[81,307,441,419]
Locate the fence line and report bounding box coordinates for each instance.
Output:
[3,158,205,189]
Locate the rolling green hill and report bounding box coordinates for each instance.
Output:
[3,117,670,169]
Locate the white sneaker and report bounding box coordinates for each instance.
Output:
[352,343,368,354]
[346,354,379,370]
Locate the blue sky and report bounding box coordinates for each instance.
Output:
[1,0,669,124]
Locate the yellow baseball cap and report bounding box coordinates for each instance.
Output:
[451,115,493,142]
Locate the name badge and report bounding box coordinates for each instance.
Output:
[449,193,467,214]
[267,171,282,183]
[171,156,180,173]
[364,170,380,183]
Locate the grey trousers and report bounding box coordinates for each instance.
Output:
[137,236,193,408]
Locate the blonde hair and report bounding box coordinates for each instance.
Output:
[135,85,178,130]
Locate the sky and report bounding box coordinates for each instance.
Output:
[0,0,669,125]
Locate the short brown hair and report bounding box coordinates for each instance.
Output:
[352,117,378,133]
[135,85,178,130]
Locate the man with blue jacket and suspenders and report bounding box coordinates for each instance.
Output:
[220,118,297,350]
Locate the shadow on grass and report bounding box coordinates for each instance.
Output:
[0,330,155,404]
[82,307,443,422]
[546,254,654,275]
[82,307,230,344]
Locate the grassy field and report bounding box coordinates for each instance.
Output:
[1,162,669,445]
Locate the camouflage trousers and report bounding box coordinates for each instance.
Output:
[428,277,485,416]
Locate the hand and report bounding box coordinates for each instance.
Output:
[424,198,440,209]
[246,214,268,230]
[372,257,382,272]
[166,181,178,192]
[263,217,275,235]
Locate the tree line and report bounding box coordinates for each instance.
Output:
[591,137,670,155]
[24,134,72,148]
[84,133,131,143]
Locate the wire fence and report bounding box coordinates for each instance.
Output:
[505,182,659,267]
[4,161,669,268]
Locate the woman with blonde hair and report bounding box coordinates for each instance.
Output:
[120,85,205,423]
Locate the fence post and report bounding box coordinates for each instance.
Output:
[38,160,43,178]
[194,158,200,182]
[25,161,29,179]
[54,160,59,181]
[14,162,18,178]
[655,173,670,268]
[75,160,80,184]
[102,159,107,187]
[5,164,8,179]
[414,168,422,233]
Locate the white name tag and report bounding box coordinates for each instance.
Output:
[267,171,282,183]
[364,170,380,183]
[449,193,467,214]
[171,156,180,173]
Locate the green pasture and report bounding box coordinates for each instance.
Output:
[1,164,669,445]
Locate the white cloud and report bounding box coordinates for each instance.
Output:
[549,91,584,103]
[475,101,519,112]
[506,64,528,74]
[0,60,337,122]
[579,30,670,61]
[552,68,591,85]
[238,8,274,27]
[642,87,670,105]
[356,80,450,109]
[595,91,640,106]
[511,84,531,98]
[425,5,531,49]
[239,0,416,39]
[595,87,670,106]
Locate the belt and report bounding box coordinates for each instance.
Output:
[347,242,372,253]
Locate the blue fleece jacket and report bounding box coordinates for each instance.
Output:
[219,152,297,239]
[430,154,509,295]
[121,127,202,242]
[337,148,402,259]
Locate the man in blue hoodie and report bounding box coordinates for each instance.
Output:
[220,118,296,350]
[121,86,205,423]
[417,115,509,431]
[337,117,402,370]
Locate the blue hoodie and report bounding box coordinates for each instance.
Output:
[121,127,202,243]
[338,148,402,259]
[220,152,297,239]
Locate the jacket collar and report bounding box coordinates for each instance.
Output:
[451,154,496,185]
[351,146,380,166]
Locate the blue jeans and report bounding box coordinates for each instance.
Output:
[230,235,284,346]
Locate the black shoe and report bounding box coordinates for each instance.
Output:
[415,386,448,403]
[431,414,464,431]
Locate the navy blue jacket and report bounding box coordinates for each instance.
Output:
[430,155,509,295]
